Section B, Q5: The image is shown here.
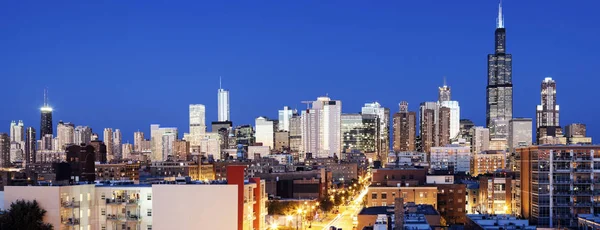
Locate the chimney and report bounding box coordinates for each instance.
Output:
[394,197,404,230]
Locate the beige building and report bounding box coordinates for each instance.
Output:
[471,150,506,176]
[367,186,438,208]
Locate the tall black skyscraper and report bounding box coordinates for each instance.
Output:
[486,1,512,138]
[25,127,36,165]
[40,89,53,139]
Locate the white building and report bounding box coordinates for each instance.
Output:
[301,96,342,158]
[266,154,294,165]
[9,120,24,143]
[471,126,490,154]
[134,131,145,152]
[122,143,133,159]
[439,101,460,139]
[113,129,122,159]
[162,131,177,160]
[255,117,275,150]
[218,80,230,122]
[248,145,270,160]
[199,132,221,160]
[103,128,114,160]
[430,145,471,173]
[361,102,390,156]
[188,104,207,149]
[9,142,23,163]
[508,118,532,153]
[57,121,75,150]
[150,125,178,161]
[278,106,294,131]
[74,126,92,145]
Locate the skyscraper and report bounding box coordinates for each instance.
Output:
[40,89,53,139]
[0,133,10,167]
[361,102,390,161]
[278,106,295,131]
[301,96,342,158]
[536,77,562,143]
[508,118,532,154]
[218,78,230,122]
[437,79,461,139]
[438,78,451,102]
[289,115,302,154]
[25,127,36,165]
[57,121,75,150]
[471,126,490,154]
[438,107,451,147]
[103,128,113,160]
[420,106,436,154]
[341,114,363,154]
[255,117,276,150]
[10,120,25,143]
[486,2,513,138]
[113,129,122,159]
[189,104,207,148]
[150,124,178,161]
[134,131,145,152]
[392,101,416,152]
[74,126,93,145]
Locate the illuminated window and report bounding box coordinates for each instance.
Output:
[147,193,152,201]
[147,209,152,216]
[87,193,91,201]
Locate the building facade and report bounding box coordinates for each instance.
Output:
[430,145,471,173]
[393,101,416,152]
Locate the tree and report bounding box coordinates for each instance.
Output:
[319,198,334,213]
[0,199,53,230]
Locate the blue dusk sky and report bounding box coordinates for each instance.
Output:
[0,0,599,142]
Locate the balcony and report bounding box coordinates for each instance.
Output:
[573,191,593,196]
[554,191,572,196]
[61,217,80,226]
[575,202,593,207]
[125,199,140,206]
[575,168,593,173]
[574,157,592,161]
[554,168,571,172]
[554,202,570,207]
[61,201,80,208]
[126,215,142,222]
[106,214,123,221]
[575,179,593,184]
[553,180,571,184]
[553,156,572,161]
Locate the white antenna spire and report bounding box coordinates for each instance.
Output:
[43,87,48,107]
[497,0,504,28]
[219,76,222,89]
[443,76,447,87]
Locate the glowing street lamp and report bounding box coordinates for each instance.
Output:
[270,223,278,230]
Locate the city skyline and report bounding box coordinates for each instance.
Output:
[1,1,598,142]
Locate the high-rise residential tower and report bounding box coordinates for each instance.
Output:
[218,78,230,122]
[74,126,92,145]
[438,107,451,147]
[438,77,451,102]
[25,127,36,165]
[486,2,513,139]
[189,104,206,148]
[57,121,75,150]
[150,124,178,161]
[392,101,416,152]
[255,117,276,150]
[301,96,342,158]
[113,129,122,159]
[361,102,390,161]
[508,118,532,154]
[10,120,25,143]
[134,131,145,152]
[278,106,295,131]
[103,128,113,160]
[0,133,9,167]
[40,89,53,139]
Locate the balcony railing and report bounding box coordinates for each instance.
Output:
[61,217,80,226]
[575,179,593,184]
[554,202,570,207]
[125,199,139,205]
[575,157,592,161]
[553,156,572,161]
[553,180,571,184]
[554,191,572,196]
[573,191,593,195]
[575,168,593,172]
[61,201,80,208]
[126,215,141,222]
[574,202,593,207]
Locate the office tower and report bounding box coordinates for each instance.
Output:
[162,131,177,160]
[289,115,302,154]
[41,134,53,151]
[439,101,460,139]
[134,131,144,152]
[471,127,490,154]
[103,128,113,160]
[565,123,592,144]
[459,119,475,142]
[438,107,451,147]
[0,134,10,167]
[361,102,390,160]
[393,101,416,152]
[518,145,600,228]
[438,78,451,102]
[360,114,378,154]
[112,129,122,159]
[89,140,107,163]
[150,124,178,161]
[25,127,36,165]
[218,78,230,122]
[301,96,342,158]
[212,121,233,150]
[341,114,363,154]
[536,77,563,143]
[278,106,295,131]
[235,125,255,147]
[56,121,75,150]
[486,2,513,138]
[74,126,92,145]
[40,89,53,139]
[10,120,25,143]
[420,107,436,154]
[255,117,276,150]
[508,118,532,153]
[189,104,207,149]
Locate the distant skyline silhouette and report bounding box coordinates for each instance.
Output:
[1,0,599,142]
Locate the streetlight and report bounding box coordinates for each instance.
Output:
[270,223,278,230]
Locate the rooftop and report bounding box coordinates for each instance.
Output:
[578,214,600,224]
[467,214,535,230]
